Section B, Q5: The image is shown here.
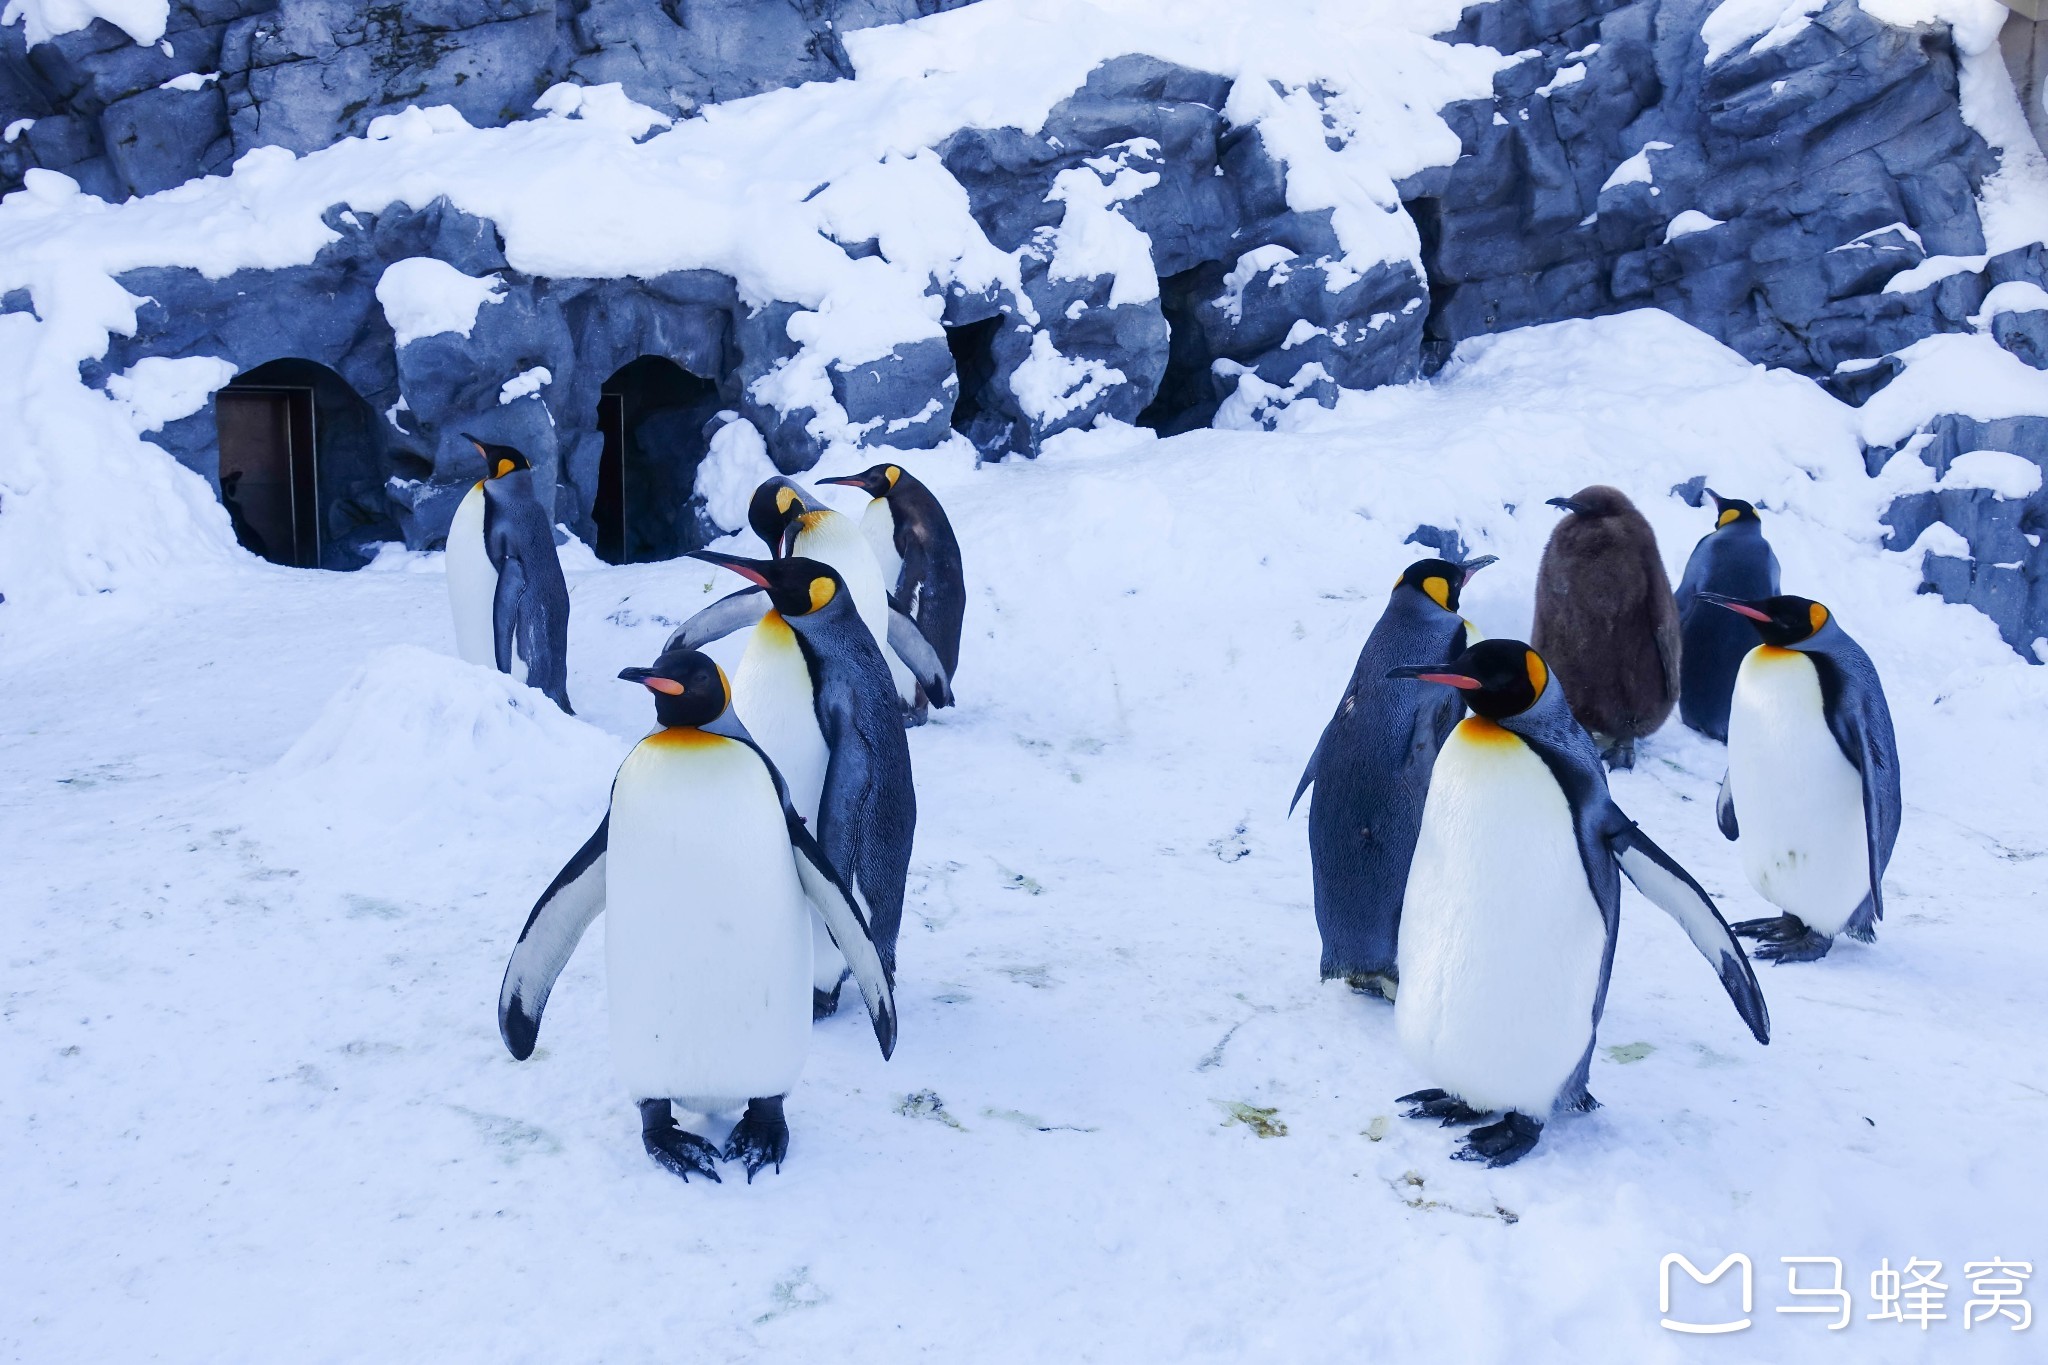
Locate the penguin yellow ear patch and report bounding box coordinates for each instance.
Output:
[807,576,837,612]
[1422,575,1452,610]
[1525,650,1548,697]
[776,487,799,514]
[885,465,902,488]
[1808,602,1829,634]
[715,663,731,709]
[495,458,516,479]
[1718,507,1740,527]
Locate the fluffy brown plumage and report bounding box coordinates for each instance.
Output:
[1530,484,1680,768]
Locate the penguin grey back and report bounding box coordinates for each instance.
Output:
[471,438,574,715]
[821,464,967,681]
[1531,485,1679,766]
[1675,494,1780,741]
[1296,557,1491,988]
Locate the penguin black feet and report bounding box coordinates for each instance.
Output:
[1343,970,1399,1002]
[1398,1088,1492,1126]
[1454,1112,1544,1167]
[900,692,930,729]
[1732,913,1834,964]
[724,1096,790,1182]
[639,1099,721,1183]
[813,977,845,1020]
[1597,736,1637,771]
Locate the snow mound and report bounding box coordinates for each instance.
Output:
[693,416,779,533]
[1,0,168,48]
[374,258,505,347]
[267,645,625,830]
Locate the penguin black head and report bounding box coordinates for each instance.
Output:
[1546,485,1633,519]
[1700,593,1831,648]
[818,463,903,499]
[465,434,531,481]
[747,478,810,557]
[1388,638,1551,720]
[690,549,849,621]
[1706,489,1761,528]
[1393,554,1497,612]
[618,647,732,728]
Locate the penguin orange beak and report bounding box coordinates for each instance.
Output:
[617,665,685,694]
[1699,592,1772,622]
[1386,664,1482,690]
[688,549,773,588]
[815,474,866,488]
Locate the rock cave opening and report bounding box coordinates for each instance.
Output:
[212,359,397,570]
[594,355,726,564]
[1402,196,1456,378]
[1137,264,1228,435]
[945,314,1008,451]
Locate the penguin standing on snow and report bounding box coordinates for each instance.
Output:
[1675,492,1781,741]
[1531,486,1680,769]
[496,646,896,1182]
[818,463,967,716]
[679,552,920,1016]
[672,478,953,720]
[1291,554,1497,999]
[1701,594,1900,964]
[446,436,574,714]
[1386,639,1769,1166]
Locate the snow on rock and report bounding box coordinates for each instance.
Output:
[531,82,674,139]
[375,259,506,348]
[693,416,779,534]
[104,354,237,433]
[496,367,551,406]
[1698,0,1826,64]
[1597,141,1670,193]
[1940,448,2044,498]
[0,0,167,48]
[1662,209,1722,243]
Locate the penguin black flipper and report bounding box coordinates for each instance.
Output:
[886,607,954,708]
[1288,731,1322,816]
[497,815,608,1060]
[1716,769,1739,840]
[1810,649,1902,929]
[1607,821,1770,1045]
[664,586,768,652]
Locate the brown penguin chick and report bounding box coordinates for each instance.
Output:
[1530,484,1681,769]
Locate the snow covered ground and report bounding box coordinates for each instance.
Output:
[5,310,2045,1361]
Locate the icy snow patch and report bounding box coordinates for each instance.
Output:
[497,367,552,405]
[1700,0,1825,64]
[1970,280,2048,327]
[532,82,674,139]
[1010,331,1127,424]
[1664,210,1723,242]
[104,354,237,433]
[375,259,506,347]
[1601,141,1670,192]
[158,71,217,92]
[1,0,167,47]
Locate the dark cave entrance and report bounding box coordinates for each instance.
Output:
[1403,196,1456,377]
[1137,264,1227,435]
[213,359,394,570]
[945,314,1006,447]
[594,356,724,564]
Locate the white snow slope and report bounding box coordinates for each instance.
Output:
[4,310,2046,1363]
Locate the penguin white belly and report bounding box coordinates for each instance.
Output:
[1728,647,1869,936]
[861,499,904,602]
[446,483,497,669]
[604,731,813,1110]
[1397,718,1607,1116]
[733,612,847,994]
[797,510,916,705]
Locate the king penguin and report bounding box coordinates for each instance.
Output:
[668,478,953,718]
[817,462,967,720]
[1291,554,1497,999]
[445,436,574,714]
[1531,486,1680,769]
[496,646,896,1182]
[1675,492,1781,742]
[1700,593,1901,964]
[679,551,920,1019]
[1385,639,1770,1166]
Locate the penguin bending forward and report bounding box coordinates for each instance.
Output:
[1292,554,1497,998]
[817,463,967,712]
[496,647,896,1182]
[1532,486,1680,769]
[681,551,919,1017]
[1387,639,1770,1166]
[446,437,574,714]
[1701,594,1900,964]
[1674,492,1781,741]
[670,478,953,721]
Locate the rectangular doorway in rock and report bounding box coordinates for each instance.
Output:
[1138,264,1228,435]
[216,385,318,567]
[595,356,725,563]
